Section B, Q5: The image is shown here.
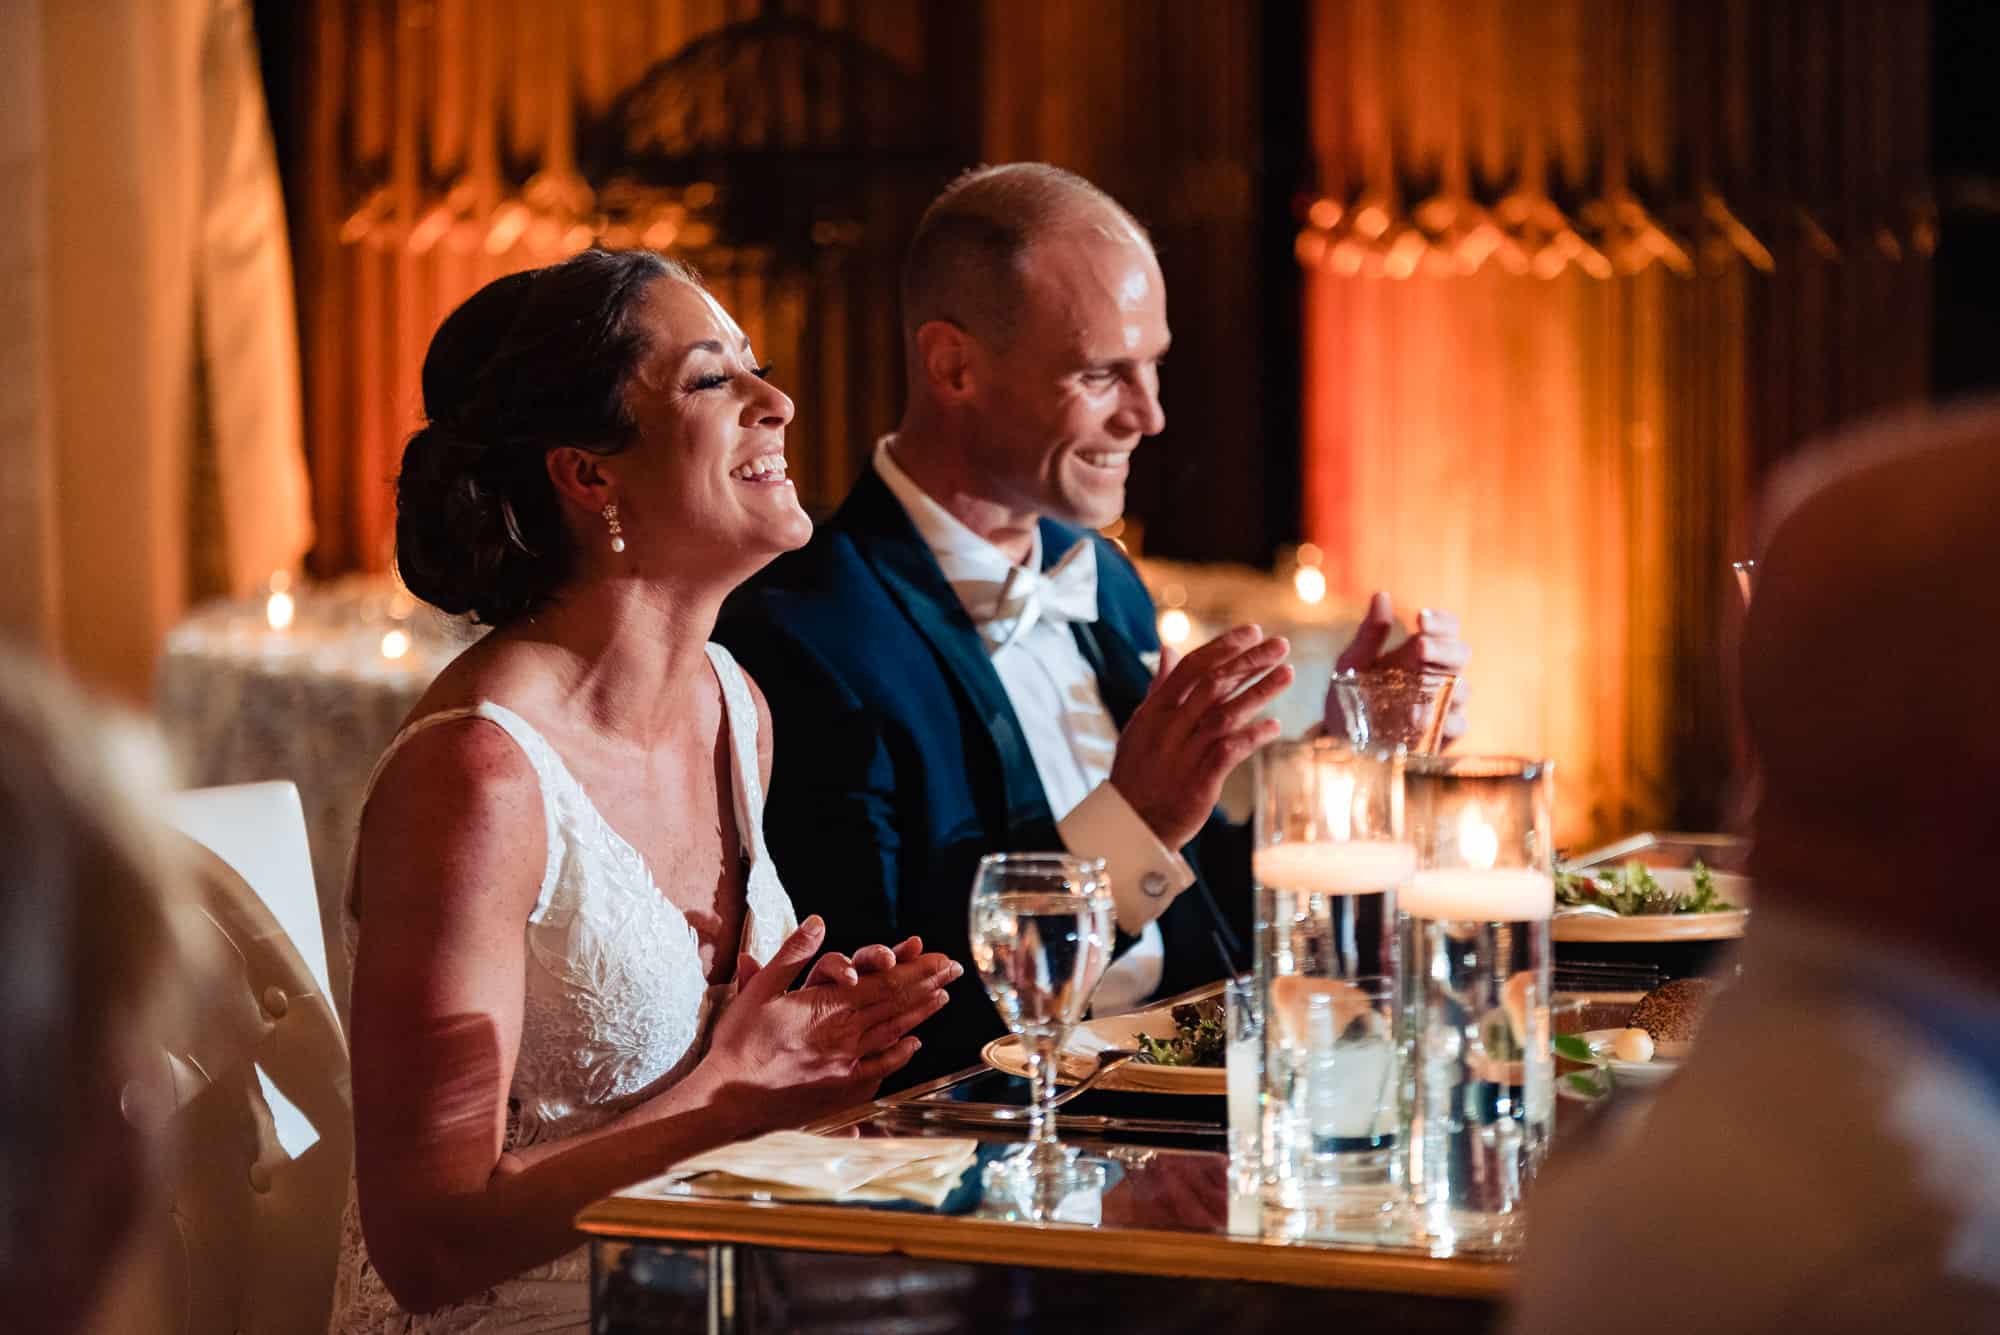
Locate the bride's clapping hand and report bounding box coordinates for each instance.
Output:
[794,933,925,988]
[699,916,958,1127]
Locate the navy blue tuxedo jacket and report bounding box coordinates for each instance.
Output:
[716,467,1252,1089]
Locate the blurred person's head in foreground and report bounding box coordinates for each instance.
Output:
[1742,398,2000,985]
[0,644,192,1330]
[1505,403,2000,1335]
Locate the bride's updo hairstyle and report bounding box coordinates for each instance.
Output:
[395,247,697,626]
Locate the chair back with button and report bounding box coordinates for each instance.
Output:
[165,782,336,1014]
[93,840,352,1335]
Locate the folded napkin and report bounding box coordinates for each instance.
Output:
[623,1132,978,1208]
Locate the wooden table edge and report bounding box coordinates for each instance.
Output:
[574,1194,1512,1301]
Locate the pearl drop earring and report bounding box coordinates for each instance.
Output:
[603,504,626,553]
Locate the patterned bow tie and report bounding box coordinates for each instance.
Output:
[980,539,1100,653]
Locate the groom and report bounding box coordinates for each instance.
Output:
[719,164,1465,1086]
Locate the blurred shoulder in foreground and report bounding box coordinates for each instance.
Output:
[0,643,199,1334]
[1507,400,2000,1335]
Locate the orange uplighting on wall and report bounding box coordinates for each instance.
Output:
[1298,0,1930,844]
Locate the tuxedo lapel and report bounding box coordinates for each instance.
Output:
[1040,520,1156,731]
[1073,617,1153,731]
[839,471,1054,834]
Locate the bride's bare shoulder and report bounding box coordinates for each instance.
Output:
[356,632,569,904]
[400,629,565,724]
[355,694,548,926]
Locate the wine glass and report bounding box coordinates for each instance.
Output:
[968,852,1115,1208]
[1326,667,1458,755]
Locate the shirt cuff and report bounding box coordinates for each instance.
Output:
[1058,783,1196,933]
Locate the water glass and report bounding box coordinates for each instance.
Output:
[1299,975,1399,1195]
[1224,976,1263,1179]
[1399,756,1556,1250]
[967,853,1115,1211]
[1326,667,1458,755]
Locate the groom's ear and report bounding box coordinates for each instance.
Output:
[914,320,977,401]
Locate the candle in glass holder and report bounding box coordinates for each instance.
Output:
[1400,868,1552,922]
[1252,740,1410,1214]
[1251,839,1417,897]
[1399,756,1555,1251]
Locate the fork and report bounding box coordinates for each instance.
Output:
[1048,1048,1142,1108]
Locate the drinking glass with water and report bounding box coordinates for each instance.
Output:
[968,852,1114,1212]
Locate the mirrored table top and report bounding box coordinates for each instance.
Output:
[576,1065,1558,1301]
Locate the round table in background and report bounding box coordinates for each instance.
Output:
[155,578,478,1006]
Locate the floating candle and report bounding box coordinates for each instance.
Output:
[1399,868,1554,921]
[1252,840,1417,895]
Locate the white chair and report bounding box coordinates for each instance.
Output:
[166,781,335,1011]
[90,837,353,1335]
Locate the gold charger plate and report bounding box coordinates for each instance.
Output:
[979,999,1227,1096]
[1552,868,1751,942]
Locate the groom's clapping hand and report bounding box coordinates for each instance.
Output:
[1110,623,1293,852]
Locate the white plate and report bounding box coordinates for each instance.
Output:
[979,1000,1226,1095]
[1552,868,1751,942]
[1579,1028,1679,1087]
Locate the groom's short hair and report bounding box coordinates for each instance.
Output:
[900,163,1150,354]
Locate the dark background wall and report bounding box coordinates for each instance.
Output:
[1932,0,2000,401]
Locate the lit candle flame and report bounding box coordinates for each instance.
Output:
[380,629,412,661]
[1159,608,1192,646]
[1292,564,1327,604]
[265,591,295,631]
[1458,805,1499,870]
[1320,770,1356,840]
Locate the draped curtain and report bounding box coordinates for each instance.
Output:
[0,0,312,698]
[1301,0,1931,843]
[293,0,1273,573]
[294,0,976,575]
[292,1,1932,840]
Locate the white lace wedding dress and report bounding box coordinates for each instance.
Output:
[327,643,796,1333]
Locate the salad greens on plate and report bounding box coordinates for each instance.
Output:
[1133,1000,1226,1067]
[1555,860,1736,916]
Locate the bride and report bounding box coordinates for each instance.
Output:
[331,249,958,1331]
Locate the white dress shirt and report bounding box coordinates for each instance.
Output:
[873,440,1194,1012]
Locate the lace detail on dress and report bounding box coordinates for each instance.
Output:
[327,644,796,1333]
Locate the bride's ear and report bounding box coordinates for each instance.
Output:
[545,447,614,515]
